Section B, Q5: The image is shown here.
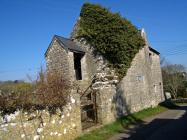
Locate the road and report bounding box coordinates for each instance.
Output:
[108,105,187,140]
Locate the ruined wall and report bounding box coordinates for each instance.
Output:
[72,38,164,121]
[73,39,104,79]
[58,20,165,129]
[0,92,82,140]
[71,20,110,85]
[71,38,119,125]
[72,39,111,91]
[82,43,165,117]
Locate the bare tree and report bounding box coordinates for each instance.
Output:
[162,63,186,99]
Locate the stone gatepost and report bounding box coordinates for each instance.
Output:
[96,86,117,125]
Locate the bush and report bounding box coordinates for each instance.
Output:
[0,70,70,115]
[76,3,145,78]
[36,70,69,109]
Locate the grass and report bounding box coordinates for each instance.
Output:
[75,105,168,140]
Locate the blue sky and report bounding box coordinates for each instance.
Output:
[0,0,187,81]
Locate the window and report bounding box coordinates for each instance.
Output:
[149,52,152,64]
[136,75,144,82]
[154,85,157,92]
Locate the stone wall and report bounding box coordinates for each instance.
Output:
[72,38,113,91]
[92,66,118,124]
[117,45,164,113]
[96,86,117,124]
[45,38,76,83]
[76,39,165,116]
[118,46,151,113]
[44,26,165,138]
[150,50,165,104]
[71,36,164,121]
[73,39,105,80]
[0,92,82,140]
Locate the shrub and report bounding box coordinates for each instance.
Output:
[36,70,69,109]
[0,82,35,114]
[0,70,70,115]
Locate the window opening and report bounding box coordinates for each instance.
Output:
[74,52,83,80]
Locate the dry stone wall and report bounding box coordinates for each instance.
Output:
[0,92,82,140]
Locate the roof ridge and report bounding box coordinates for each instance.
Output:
[53,35,85,53]
[54,35,71,40]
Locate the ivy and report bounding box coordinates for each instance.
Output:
[77,3,145,78]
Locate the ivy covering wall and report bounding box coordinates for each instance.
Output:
[77,3,145,78]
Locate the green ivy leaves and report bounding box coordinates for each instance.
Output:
[78,3,145,78]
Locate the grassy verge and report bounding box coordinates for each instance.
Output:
[75,105,168,140]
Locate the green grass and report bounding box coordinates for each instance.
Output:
[75,105,167,140]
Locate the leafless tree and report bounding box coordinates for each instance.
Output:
[162,63,186,99]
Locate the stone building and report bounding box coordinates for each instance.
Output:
[45,25,165,138]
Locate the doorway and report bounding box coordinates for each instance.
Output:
[73,52,84,80]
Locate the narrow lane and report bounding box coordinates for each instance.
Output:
[109,105,187,140]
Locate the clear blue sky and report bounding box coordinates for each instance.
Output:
[0,0,187,81]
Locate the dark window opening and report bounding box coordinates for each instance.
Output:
[74,52,84,80]
[149,53,152,64]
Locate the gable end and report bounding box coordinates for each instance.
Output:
[45,35,85,57]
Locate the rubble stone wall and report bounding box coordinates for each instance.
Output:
[45,39,76,82]
[0,92,82,140]
[73,38,164,121]
[150,51,165,104]
[118,46,164,113]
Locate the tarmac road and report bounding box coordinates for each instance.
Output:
[108,105,187,140]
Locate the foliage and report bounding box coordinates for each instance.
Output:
[75,105,167,140]
[0,80,26,94]
[76,3,145,78]
[0,82,34,114]
[177,80,187,98]
[0,70,70,115]
[36,69,69,109]
[162,64,187,99]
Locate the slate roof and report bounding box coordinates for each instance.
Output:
[45,35,85,56]
[149,46,160,55]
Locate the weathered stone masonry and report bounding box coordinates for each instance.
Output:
[0,92,82,140]
[0,29,165,140]
[0,7,166,140]
[42,27,165,140]
[45,36,79,83]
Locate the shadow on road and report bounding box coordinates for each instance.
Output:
[118,104,187,140]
